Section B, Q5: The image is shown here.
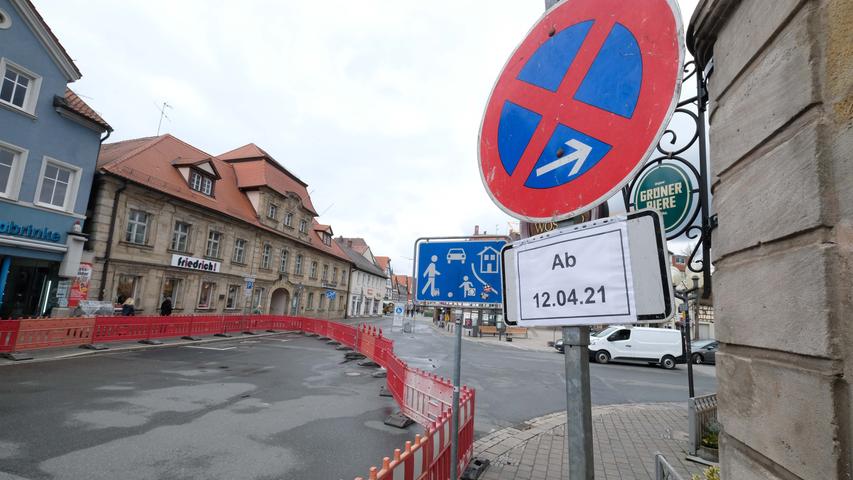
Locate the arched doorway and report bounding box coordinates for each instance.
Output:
[269,288,290,315]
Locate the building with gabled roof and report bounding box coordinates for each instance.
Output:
[0,0,112,318]
[335,238,387,318]
[84,134,352,318]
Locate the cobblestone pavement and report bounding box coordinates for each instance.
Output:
[474,403,708,480]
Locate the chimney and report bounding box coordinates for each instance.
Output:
[474,225,480,235]
[347,240,353,248]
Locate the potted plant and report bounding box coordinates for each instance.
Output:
[699,420,721,462]
[691,465,720,480]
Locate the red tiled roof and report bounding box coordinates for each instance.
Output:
[375,256,390,272]
[59,89,111,131]
[98,135,350,263]
[310,221,349,261]
[219,143,316,215]
[338,237,370,254]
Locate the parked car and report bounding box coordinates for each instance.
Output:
[690,339,718,365]
[553,328,609,354]
[588,326,685,369]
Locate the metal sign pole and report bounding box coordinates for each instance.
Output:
[450,315,463,480]
[563,325,594,479]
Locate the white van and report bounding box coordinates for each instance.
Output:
[588,326,685,369]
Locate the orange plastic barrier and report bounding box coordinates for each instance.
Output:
[15,317,95,350]
[0,320,20,352]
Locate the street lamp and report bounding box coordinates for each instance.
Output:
[674,275,701,398]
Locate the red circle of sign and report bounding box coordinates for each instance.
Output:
[478,0,683,222]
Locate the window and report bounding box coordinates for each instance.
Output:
[233,238,247,263]
[189,170,213,196]
[295,254,303,275]
[318,294,326,311]
[322,233,331,246]
[170,222,191,252]
[116,274,138,303]
[36,159,78,210]
[198,282,216,309]
[341,270,347,285]
[332,267,338,283]
[0,142,26,199]
[310,261,318,279]
[322,264,329,281]
[206,230,222,258]
[279,249,289,273]
[226,284,240,309]
[339,296,345,310]
[125,210,149,245]
[299,219,307,233]
[267,203,278,220]
[162,277,183,308]
[0,59,40,113]
[284,212,293,227]
[261,243,271,269]
[608,329,631,342]
[307,292,314,310]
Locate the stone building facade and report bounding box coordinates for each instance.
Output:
[83,135,351,318]
[690,1,851,478]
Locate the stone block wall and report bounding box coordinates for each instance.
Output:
[690,0,851,478]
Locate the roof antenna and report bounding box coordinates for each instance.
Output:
[156,101,173,135]
[319,202,335,216]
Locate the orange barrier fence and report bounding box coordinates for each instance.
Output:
[0,314,476,478]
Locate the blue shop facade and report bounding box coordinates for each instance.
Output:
[0,0,111,318]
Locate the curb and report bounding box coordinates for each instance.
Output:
[0,330,299,367]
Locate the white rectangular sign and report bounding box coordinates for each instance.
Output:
[171,254,221,273]
[512,219,636,326]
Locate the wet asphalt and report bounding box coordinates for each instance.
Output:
[0,333,409,480]
[0,318,716,480]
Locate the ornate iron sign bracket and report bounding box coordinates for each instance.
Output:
[623,60,716,298]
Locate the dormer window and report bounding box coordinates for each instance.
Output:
[299,219,307,234]
[322,233,332,246]
[189,169,214,196]
[267,203,278,220]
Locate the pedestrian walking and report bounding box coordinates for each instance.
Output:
[159,296,172,316]
[121,297,136,316]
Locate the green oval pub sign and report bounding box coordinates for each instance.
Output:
[633,164,693,235]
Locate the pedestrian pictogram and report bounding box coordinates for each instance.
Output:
[479,0,684,222]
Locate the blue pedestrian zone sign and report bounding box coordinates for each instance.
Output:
[414,238,507,306]
[325,290,336,299]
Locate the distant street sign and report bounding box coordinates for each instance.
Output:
[632,163,693,236]
[478,0,684,222]
[244,277,255,297]
[394,305,405,316]
[325,290,336,299]
[503,211,672,326]
[414,237,507,307]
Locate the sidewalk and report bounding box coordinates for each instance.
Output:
[474,403,706,480]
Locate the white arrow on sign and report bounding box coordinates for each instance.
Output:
[535,139,592,177]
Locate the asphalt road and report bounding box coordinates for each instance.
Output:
[0,333,408,480]
[0,318,717,480]
[357,316,717,436]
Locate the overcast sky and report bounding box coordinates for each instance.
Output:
[39,0,700,275]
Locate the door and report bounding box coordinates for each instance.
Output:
[606,328,633,359]
[270,288,290,315]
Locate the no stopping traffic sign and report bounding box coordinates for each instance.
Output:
[479,0,684,222]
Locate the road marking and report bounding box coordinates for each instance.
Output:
[184,346,236,351]
[535,139,592,177]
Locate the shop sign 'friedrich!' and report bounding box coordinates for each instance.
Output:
[171,254,221,273]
